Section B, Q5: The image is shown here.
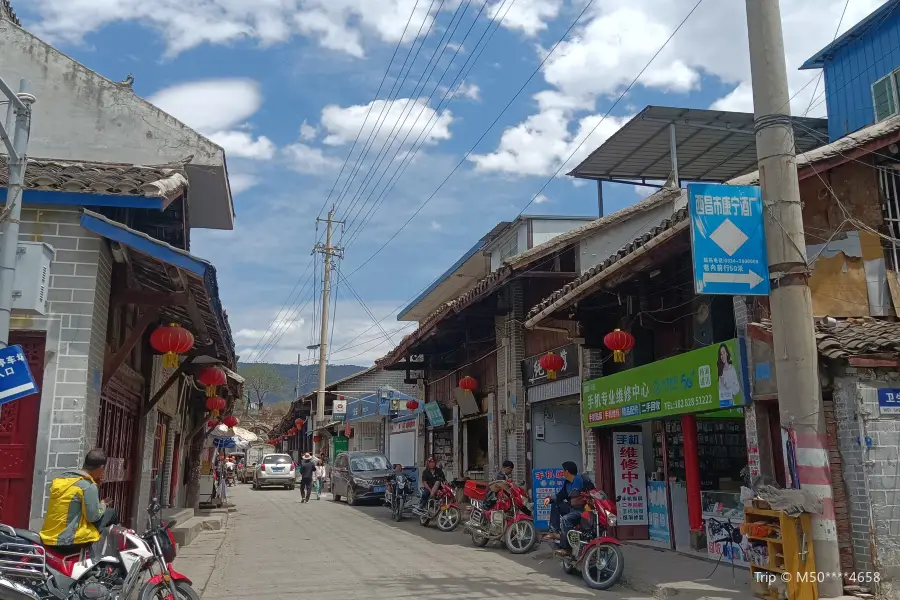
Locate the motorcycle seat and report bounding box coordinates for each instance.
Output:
[13,529,42,545]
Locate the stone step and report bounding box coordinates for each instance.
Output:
[171,517,207,547]
[160,508,194,529]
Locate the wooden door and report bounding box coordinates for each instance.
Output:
[0,333,45,528]
[97,373,141,526]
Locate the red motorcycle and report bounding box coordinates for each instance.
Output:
[556,489,624,590]
[464,480,537,554]
[416,482,462,532]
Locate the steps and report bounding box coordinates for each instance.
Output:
[170,510,229,547]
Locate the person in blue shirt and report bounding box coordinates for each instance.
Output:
[543,461,589,556]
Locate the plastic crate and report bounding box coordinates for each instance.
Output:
[463,480,489,501]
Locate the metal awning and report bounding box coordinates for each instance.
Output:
[80,210,235,363]
[569,106,828,184]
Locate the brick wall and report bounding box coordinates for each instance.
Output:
[823,395,856,573]
[581,346,603,476]
[13,207,111,528]
[494,281,526,483]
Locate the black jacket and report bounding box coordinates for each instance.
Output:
[298,459,316,480]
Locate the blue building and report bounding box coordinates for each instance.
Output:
[802,0,900,141]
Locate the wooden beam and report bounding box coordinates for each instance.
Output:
[167,266,212,345]
[103,307,160,389]
[141,355,196,417]
[113,289,189,307]
[848,356,900,368]
[521,271,578,279]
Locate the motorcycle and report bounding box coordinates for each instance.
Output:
[384,473,415,522]
[414,482,461,532]
[0,498,199,600]
[463,480,537,555]
[557,489,624,591]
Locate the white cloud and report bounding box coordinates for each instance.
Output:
[470,110,631,177]
[430,220,442,230]
[534,193,549,204]
[320,98,454,147]
[148,79,275,160]
[491,0,563,36]
[28,0,445,58]
[453,81,481,101]
[228,173,259,195]
[284,142,341,174]
[299,120,318,141]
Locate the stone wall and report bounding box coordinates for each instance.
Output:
[495,281,526,483]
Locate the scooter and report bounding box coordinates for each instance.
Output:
[413,482,461,532]
[0,498,199,600]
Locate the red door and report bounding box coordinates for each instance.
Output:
[0,333,46,528]
[97,372,141,526]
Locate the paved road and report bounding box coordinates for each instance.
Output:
[202,485,647,600]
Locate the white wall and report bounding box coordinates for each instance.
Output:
[531,219,593,248]
[578,200,684,274]
[490,223,525,271]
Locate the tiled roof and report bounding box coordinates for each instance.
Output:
[0,0,20,26]
[0,156,189,200]
[751,317,900,359]
[525,209,690,325]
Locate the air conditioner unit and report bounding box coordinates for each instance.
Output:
[12,242,54,315]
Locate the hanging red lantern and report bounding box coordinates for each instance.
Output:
[604,329,635,363]
[223,415,239,428]
[197,367,227,397]
[295,418,305,429]
[343,425,352,437]
[205,396,226,417]
[313,434,322,443]
[150,323,194,369]
[207,419,219,428]
[539,352,565,381]
[459,376,478,392]
[406,400,419,410]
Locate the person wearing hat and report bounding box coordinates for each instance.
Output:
[298,452,318,502]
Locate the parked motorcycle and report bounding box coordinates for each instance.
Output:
[557,489,624,590]
[463,480,536,554]
[384,473,415,522]
[0,498,199,600]
[415,482,461,531]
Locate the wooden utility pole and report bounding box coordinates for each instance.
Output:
[744,0,842,594]
[313,208,343,424]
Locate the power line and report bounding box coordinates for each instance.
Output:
[336,269,398,347]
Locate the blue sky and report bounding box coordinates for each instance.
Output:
[15,0,886,365]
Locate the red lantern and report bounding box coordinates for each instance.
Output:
[197,367,227,397]
[604,329,635,363]
[295,418,305,429]
[459,376,477,391]
[539,352,565,381]
[205,396,226,417]
[150,323,194,369]
[223,415,239,428]
[406,400,419,410]
[207,419,219,428]
[343,425,352,437]
[313,435,322,443]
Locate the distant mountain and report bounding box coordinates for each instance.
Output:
[237,362,368,405]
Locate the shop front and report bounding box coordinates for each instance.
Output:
[381,388,425,467]
[584,338,750,560]
[424,401,454,475]
[523,344,582,476]
[345,392,382,452]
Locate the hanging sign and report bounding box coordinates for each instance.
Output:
[877,388,900,416]
[522,344,578,387]
[531,468,567,531]
[612,432,648,526]
[0,345,38,408]
[333,399,347,420]
[390,419,417,434]
[423,402,446,427]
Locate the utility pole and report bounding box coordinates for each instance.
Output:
[0,78,35,347]
[313,208,343,424]
[744,1,842,594]
[295,353,301,400]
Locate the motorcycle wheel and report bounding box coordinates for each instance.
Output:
[471,530,489,547]
[581,543,624,591]
[436,506,461,532]
[504,520,537,554]
[138,580,200,600]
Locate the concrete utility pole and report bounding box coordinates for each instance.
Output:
[313,208,343,423]
[0,78,35,347]
[744,1,842,594]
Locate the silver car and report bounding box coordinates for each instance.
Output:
[253,454,296,490]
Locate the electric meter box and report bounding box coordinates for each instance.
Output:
[12,241,54,315]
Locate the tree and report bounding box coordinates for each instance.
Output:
[240,364,288,413]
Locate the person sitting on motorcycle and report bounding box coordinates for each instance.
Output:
[40,448,118,555]
[495,460,514,482]
[415,457,445,515]
[543,461,587,556]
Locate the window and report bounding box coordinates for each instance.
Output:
[263,455,291,464]
[497,235,518,262]
[873,72,899,122]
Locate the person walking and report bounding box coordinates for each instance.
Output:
[298,452,317,503]
[314,459,326,499]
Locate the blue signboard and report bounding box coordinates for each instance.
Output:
[346,393,379,422]
[688,183,769,296]
[0,345,38,408]
[423,402,445,427]
[647,481,671,544]
[877,388,900,415]
[531,468,567,531]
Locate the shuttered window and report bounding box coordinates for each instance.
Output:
[873,73,897,122]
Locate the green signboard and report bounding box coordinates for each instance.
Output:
[424,402,446,427]
[583,339,746,428]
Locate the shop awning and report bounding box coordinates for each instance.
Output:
[80,210,235,363]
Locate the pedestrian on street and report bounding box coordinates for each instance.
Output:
[314,459,326,500]
[298,452,317,502]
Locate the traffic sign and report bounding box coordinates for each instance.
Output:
[0,344,38,408]
[688,183,769,296]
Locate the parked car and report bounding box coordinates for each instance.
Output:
[330,451,393,505]
[253,454,296,490]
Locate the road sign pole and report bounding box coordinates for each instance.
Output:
[744,0,842,592]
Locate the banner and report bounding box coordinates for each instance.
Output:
[647,481,670,544]
[612,432,648,525]
[583,338,746,427]
[531,468,567,531]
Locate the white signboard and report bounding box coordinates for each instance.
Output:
[612,431,648,525]
[333,399,347,416]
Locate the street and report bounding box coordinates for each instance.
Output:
[199,485,646,600]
